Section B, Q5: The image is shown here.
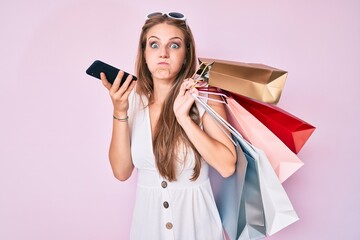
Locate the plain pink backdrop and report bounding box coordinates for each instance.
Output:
[1,0,359,239]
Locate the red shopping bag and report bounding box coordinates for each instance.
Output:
[231,93,316,153]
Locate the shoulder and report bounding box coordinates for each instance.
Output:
[206,93,226,109]
[128,87,143,127]
[201,93,227,131]
[195,92,226,118]
[128,86,148,121]
[194,92,208,119]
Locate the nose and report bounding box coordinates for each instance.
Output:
[159,45,169,58]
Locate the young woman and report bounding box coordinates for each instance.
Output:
[101,12,236,240]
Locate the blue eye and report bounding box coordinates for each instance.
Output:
[170,43,180,49]
[150,42,159,48]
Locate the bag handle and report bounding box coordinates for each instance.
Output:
[192,90,244,146]
[197,86,229,104]
[192,87,254,149]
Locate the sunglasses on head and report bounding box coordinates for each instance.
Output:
[146,12,186,21]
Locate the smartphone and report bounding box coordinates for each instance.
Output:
[86,60,137,85]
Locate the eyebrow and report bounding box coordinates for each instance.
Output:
[147,36,183,41]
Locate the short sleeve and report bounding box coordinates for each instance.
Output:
[127,88,137,133]
[194,92,208,127]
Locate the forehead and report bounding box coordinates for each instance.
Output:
[146,23,184,40]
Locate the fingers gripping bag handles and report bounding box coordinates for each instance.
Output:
[197,58,288,104]
[194,89,299,239]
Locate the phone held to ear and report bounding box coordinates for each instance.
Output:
[86,60,137,86]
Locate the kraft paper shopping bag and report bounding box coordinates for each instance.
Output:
[198,58,287,104]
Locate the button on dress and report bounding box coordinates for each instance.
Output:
[128,90,225,240]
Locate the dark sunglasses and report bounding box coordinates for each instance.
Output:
[146,12,186,21]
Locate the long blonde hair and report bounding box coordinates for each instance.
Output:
[135,15,201,181]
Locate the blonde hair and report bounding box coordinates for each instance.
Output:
[135,15,201,181]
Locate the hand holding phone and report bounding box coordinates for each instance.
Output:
[87,60,137,117]
[86,60,137,86]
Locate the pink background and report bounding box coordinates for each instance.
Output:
[1,0,359,239]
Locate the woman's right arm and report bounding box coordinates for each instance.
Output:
[100,71,137,181]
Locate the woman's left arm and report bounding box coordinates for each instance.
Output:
[174,80,236,178]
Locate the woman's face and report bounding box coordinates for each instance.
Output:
[144,23,186,83]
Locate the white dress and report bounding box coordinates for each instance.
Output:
[128,90,225,240]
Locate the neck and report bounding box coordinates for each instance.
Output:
[151,79,173,104]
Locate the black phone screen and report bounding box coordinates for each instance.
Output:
[86,60,137,85]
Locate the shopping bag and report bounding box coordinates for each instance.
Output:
[198,57,288,104]
[196,91,265,239]
[232,93,316,153]
[226,97,304,182]
[194,93,298,238]
[210,139,250,240]
[210,136,267,240]
[237,139,266,240]
[238,139,299,236]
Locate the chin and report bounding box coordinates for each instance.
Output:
[153,71,176,81]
